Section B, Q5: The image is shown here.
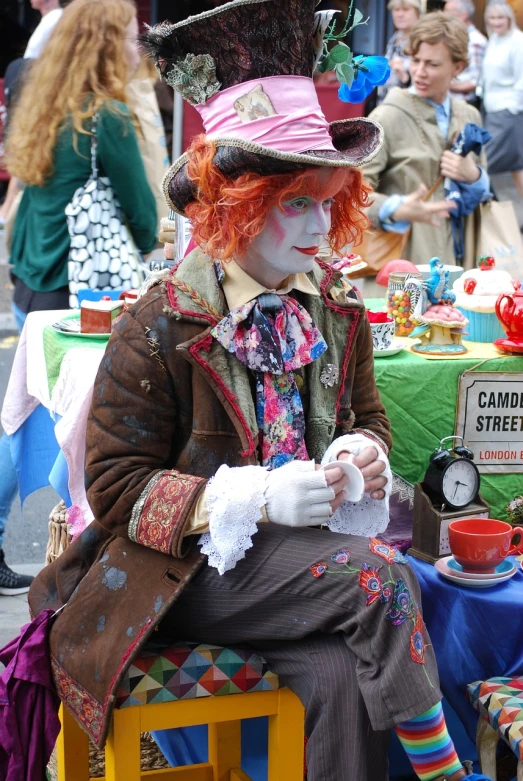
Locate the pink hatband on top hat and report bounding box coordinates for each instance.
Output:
[196,75,337,155]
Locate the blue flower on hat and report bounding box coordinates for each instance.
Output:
[338,55,390,103]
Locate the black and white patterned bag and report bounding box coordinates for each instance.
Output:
[65,114,144,308]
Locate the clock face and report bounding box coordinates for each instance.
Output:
[441,459,479,508]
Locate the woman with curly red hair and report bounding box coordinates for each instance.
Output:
[29,1,492,780]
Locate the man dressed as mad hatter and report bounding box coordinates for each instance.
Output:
[29,1,492,778]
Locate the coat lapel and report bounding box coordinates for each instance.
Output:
[300,262,363,461]
[448,97,467,144]
[166,251,259,457]
[165,253,364,462]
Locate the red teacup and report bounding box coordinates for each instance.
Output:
[448,518,523,573]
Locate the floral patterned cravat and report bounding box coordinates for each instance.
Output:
[211,293,327,469]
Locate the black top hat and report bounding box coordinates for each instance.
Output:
[142,0,383,215]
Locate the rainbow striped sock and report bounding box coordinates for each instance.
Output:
[394,703,463,780]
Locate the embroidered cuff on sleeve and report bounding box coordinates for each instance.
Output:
[321,433,392,538]
[129,469,207,557]
[199,464,268,575]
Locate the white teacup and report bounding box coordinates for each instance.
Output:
[322,459,365,502]
[370,319,395,351]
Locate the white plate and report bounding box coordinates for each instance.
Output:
[434,557,517,588]
[51,317,111,340]
[342,260,368,275]
[373,340,405,358]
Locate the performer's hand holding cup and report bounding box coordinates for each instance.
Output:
[338,447,388,500]
[321,458,364,503]
[265,460,348,527]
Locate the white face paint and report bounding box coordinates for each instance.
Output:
[237,196,333,289]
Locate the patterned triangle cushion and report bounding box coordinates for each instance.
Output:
[467,677,523,761]
[115,642,279,709]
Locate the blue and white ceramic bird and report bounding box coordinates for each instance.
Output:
[424,257,456,306]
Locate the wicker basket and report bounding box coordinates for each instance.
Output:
[45,502,170,777]
[45,501,71,565]
[46,733,170,779]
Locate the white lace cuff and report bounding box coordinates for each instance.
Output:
[199,464,268,575]
[321,433,392,538]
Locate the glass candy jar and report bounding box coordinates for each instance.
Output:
[387,271,422,336]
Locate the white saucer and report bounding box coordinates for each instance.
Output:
[434,557,517,588]
[373,340,405,358]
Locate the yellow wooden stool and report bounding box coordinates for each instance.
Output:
[55,641,305,781]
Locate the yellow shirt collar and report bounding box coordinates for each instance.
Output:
[222,260,320,310]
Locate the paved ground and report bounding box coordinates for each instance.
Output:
[0,333,56,648]
[490,171,523,227]
[0,563,44,648]
[0,227,59,648]
[0,241,16,334]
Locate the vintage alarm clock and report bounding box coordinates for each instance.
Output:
[409,436,490,564]
[422,435,480,509]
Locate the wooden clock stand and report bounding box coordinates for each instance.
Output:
[408,483,491,565]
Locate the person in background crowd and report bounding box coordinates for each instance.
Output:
[0,61,29,233]
[0,0,66,593]
[127,56,171,221]
[6,0,156,337]
[363,12,491,268]
[24,0,62,59]
[445,0,486,105]
[377,0,423,104]
[482,0,523,199]
[0,0,157,597]
[154,80,174,161]
[0,0,63,231]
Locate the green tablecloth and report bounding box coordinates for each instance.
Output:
[366,298,523,521]
[43,316,107,396]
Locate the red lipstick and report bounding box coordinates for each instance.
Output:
[295,246,320,256]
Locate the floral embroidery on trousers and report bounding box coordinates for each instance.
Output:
[310,538,431,674]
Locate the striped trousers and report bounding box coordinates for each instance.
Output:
[161,525,441,781]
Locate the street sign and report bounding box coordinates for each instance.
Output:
[455,371,523,473]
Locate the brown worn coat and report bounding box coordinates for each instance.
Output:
[363,88,487,269]
[28,252,391,747]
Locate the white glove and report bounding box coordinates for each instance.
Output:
[265,460,335,527]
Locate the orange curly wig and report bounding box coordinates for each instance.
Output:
[184,136,372,260]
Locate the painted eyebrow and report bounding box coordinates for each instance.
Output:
[284,196,334,204]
